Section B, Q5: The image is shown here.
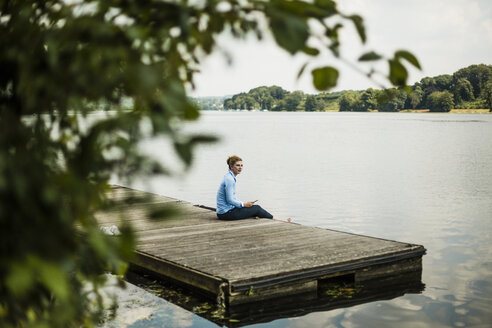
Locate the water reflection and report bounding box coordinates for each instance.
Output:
[125,267,424,328]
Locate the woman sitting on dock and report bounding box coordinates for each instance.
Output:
[216,155,291,222]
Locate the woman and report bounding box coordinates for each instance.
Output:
[216,155,291,222]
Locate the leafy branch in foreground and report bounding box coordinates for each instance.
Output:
[0,0,419,326]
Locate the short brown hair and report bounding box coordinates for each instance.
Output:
[227,155,242,169]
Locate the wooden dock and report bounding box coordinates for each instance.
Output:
[96,186,426,307]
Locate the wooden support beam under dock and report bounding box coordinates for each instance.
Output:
[96,186,426,306]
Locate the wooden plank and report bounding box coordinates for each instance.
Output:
[149,225,360,254]
[191,244,420,282]
[219,244,421,278]
[153,230,355,263]
[97,211,217,231]
[194,246,421,281]
[355,257,423,281]
[137,222,341,250]
[228,280,318,306]
[136,218,277,241]
[136,221,281,246]
[165,233,403,269]
[97,204,212,222]
[136,222,300,252]
[131,251,227,297]
[104,188,178,203]
[136,223,372,254]
[226,248,425,294]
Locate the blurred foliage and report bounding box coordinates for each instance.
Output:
[0,0,420,327]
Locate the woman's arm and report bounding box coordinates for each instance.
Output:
[224,178,243,208]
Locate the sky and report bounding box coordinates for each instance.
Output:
[189,0,492,97]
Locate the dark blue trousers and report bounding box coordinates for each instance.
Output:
[217,205,273,220]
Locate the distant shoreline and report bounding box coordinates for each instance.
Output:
[205,109,490,114]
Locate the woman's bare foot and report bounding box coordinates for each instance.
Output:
[273,217,292,223]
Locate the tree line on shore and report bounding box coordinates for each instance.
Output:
[222,86,344,111]
[217,64,492,112]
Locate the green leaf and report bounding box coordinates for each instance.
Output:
[282,0,335,18]
[312,66,339,90]
[303,46,320,56]
[268,10,309,54]
[184,103,200,120]
[388,59,408,86]
[315,0,337,12]
[358,51,382,62]
[174,141,193,166]
[6,262,34,296]
[38,261,70,301]
[201,33,214,54]
[348,15,366,43]
[329,42,340,58]
[150,162,170,175]
[395,50,422,70]
[173,134,217,166]
[189,134,219,145]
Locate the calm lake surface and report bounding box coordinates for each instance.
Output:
[112,111,492,327]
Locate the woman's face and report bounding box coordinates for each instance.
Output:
[230,161,243,176]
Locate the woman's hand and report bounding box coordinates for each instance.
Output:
[244,201,256,207]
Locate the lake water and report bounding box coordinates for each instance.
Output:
[111,111,492,327]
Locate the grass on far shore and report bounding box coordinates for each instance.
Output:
[319,108,490,113]
[398,109,490,114]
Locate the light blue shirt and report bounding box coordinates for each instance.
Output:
[216,170,243,214]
